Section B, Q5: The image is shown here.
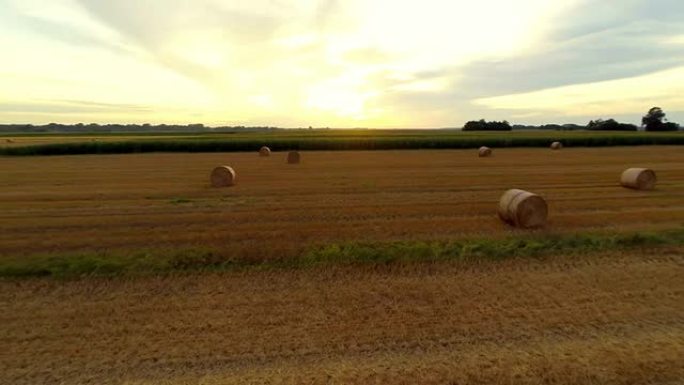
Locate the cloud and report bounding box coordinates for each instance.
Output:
[455,24,684,99]
[314,0,340,28]
[362,0,684,126]
[1,0,683,126]
[453,0,684,97]
[0,100,152,114]
[473,66,684,123]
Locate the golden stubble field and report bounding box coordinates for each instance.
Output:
[1,250,683,384]
[1,146,683,259]
[1,146,684,384]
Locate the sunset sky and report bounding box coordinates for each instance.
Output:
[1,0,682,127]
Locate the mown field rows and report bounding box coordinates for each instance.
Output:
[2,146,683,384]
[1,146,683,274]
[2,250,682,384]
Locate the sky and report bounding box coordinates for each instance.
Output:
[1,0,683,128]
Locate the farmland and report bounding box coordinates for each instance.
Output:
[1,129,683,155]
[1,144,684,384]
[1,146,683,275]
[2,249,683,385]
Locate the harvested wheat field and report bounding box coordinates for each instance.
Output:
[1,146,684,384]
[1,147,683,262]
[1,249,683,384]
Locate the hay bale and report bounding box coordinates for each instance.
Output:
[478,146,492,157]
[5,139,14,143]
[621,168,656,190]
[287,151,300,164]
[550,141,563,150]
[498,189,548,228]
[210,166,236,187]
[259,146,271,157]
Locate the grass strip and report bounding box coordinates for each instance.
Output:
[1,229,683,279]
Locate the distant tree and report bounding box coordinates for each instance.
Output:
[587,119,636,131]
[642,107,672,131]
[462,119,512,131]
[663,122,680,131]
[618,123,638,131]
[463,119,485,131]
[561,124,584,130]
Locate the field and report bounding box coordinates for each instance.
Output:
[1,144,684,384]
[2,250,683,384]
[2,146,684,274]
[1,129,683,155]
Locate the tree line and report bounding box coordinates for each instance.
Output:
[464,107,680,131]
[0,107,680,133]
[463,119,512,131]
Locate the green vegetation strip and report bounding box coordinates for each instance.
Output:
[2,132,684,156]
[1,229,683,278]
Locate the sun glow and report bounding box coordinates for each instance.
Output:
[1,0,680,126]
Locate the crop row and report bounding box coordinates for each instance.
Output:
[2,133,684,156]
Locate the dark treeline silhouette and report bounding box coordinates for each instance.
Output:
[0,123,281,133]
[1,107,680,133]
[512,124,585,131]
[479,108,680,132]
[587,119,637,131]
[463,119,512,131]
[642,107,679,131]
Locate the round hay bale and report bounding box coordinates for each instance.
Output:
[478,146,492,157]
[259,146,271,157]
[550,141,563,150]
[210,166,236,187]
[620,168,656,190]
[498,189,548,228]
[287,151,300,164]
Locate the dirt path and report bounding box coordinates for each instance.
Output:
[2,250,683,384]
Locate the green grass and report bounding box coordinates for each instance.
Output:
[169,197,193,205]
[2,130,682,156]
[300,230,683,266]
[1,228,683,278]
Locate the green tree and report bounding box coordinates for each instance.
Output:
[587,119,636,131]
[462,119,511,131]
[642,107,667,131]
